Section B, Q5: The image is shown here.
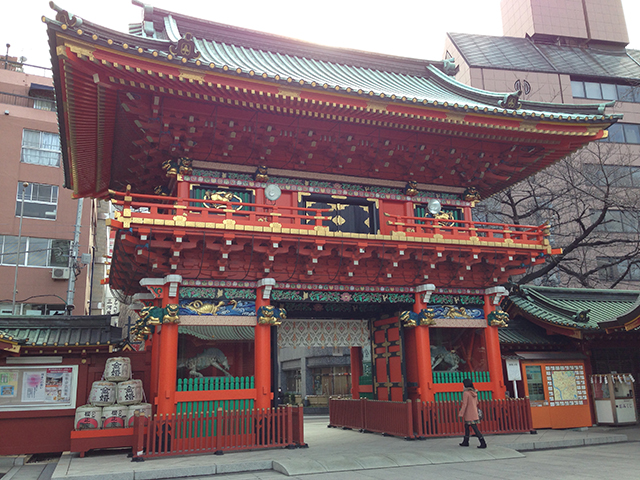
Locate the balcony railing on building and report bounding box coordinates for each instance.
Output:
[0,91,56,111]
[110,189,550,248]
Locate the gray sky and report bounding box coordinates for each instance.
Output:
[3,0,640,71]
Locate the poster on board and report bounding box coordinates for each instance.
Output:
[45,368,73,403]
[0,365,77,411]
[506,359,522,381]
[0,370,19,398]
[22,371,46,402]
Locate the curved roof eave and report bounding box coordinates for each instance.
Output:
[424,65,617,118]
[505,285,640,331]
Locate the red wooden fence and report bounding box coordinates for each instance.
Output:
[329,398,534,439]
[135,405,304,458]
[329,398,415,438]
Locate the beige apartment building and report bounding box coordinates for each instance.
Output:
[445,0,640,288]
[0,60,94,315]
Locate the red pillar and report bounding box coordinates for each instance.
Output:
[153,180,189,415]
[149,333,161,402]
[255,279,275,410]
[483,293,507,399]
[350,347,363,399]
[414,290,434,402]
[176,179,190,201]
[157,322,179,415]
[403,328,418,400]
[142,275,182,416]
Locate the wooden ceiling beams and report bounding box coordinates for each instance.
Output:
[110,226,538,293]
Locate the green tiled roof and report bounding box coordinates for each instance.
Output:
[0,316,122,347]
[179,325,254,341]
[498,315,568,346]
[0,329,27,345]
[503,285,640,331]
[449,33,640,82]
[119,7,620,122]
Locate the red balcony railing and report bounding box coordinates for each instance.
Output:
[110,189,549,248]
[383,212,548,246]
[112,190,331,230]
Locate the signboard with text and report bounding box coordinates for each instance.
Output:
[0,365,77,411]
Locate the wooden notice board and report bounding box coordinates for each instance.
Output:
[521,360,591,429]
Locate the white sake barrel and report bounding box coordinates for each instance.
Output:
[88,381,116,406]
[102,404,127,429]
[74,405,102,430]
[126,403,152,427]
[117,379,143,405]
[104,357,131,382]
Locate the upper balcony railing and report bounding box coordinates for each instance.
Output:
[110,189,549,248]
[0,91,56,111]
[1,59,52,78]
[383,212,549,246]
[112,190,331,230]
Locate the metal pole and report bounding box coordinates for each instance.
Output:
[4,44,9,70]
[89,245,95,314]
[66,198,84,314]
[12,182,28,315]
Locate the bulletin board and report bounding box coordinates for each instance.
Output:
[0,365,78,411]
[521,361,591,429]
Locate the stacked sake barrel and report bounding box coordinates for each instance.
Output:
[74,357,151,430]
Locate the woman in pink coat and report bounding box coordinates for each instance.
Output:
[458,378,486,448]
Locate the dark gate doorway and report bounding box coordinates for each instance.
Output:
[371,316,406,402]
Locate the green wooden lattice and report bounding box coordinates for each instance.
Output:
[434,390,493,402]
[432,371,490,384]
[176,376,255,415]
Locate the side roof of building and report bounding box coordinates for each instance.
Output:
[448,32,640,82]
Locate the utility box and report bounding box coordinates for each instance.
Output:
[51,267,70,280]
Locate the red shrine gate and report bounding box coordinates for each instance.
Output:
[44,1,617,456]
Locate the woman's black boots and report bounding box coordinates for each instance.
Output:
[459,437,469,447]
[478,437,487,449]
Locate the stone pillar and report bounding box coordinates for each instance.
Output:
[414,284,436,402]
[255,278,276,410]
[484,287,509,399]
[140,275,182,416]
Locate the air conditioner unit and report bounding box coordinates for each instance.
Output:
[51,267,70,280]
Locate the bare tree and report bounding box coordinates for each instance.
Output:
[474,141,640,288]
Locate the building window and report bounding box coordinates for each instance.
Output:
[597,257,640,281]
[0,236,69,267]
[20,129,61,167]
[600,123,640,144]
[590,209,639,233]
[525,365,546,401]
[15,183,58,220]
[310,366,351,396]
[32,98,55,111]
[284,369,301,394]
[0,303,66,315]
[584,164,640,187]
[571,80,638,103]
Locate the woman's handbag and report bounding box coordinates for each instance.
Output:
[477,408,483,421]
